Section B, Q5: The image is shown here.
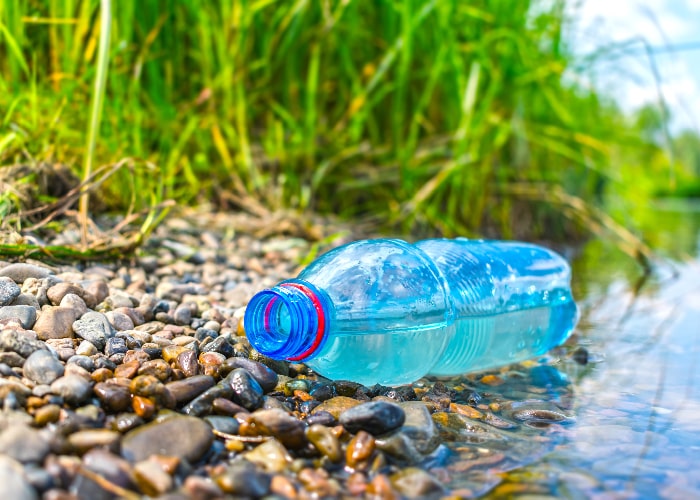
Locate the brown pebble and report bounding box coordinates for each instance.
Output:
[270,474,297,499]
[298,468,336,497]
[346,430,375,468]
[91,367,114,383]
[480,374,505,386]
[183,475,224,498]
[94,382,132,412]
[212,398,248,416]
[293,390,313,402]
[162,345,187,363]
[26,396,44,411]
[138,359,172,382]
[450,402,483,419]
[148,454,180,474]
[176,350,199,377]
[199,351,225,377]
[347,472,368,496]
[123,349,150,365]
[115,360,140,379]
[132,395,156,419]
[367,473,399,500]
[34,404,61,426]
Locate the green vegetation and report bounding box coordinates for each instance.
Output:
[0,0,695,251]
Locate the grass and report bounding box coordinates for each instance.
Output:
[0,0,691,250]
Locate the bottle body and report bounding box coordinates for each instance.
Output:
[244,238,578,386]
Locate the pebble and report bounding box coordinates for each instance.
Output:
[339,400,406,435]
[0,424,50,463]
[224,368,264,410]
[204,415,240,434]
[311,396,362,419]
[245,438,291,472]
[0,263,51,282]
[0,305,37,329]
[166,375,215,405]
[94,382,132,412]
[73,311,115,350]
[306,423,342,462]
[133,458,173,496]
[50,374,92,406]
[390,467,445,498]
[346,430,376,468]
[68,429,121,453]
[0,329,47,357]
[22,349,64,385]
[0,455,38,500]
[248,408,307,449]
[0,276,21,306]
[59,293,88,319]
[33,306,76,340]
[221,357,278,392]
[121,415,214,463]
[214,462,271,497]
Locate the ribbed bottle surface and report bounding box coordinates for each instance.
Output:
[245,238,578,385]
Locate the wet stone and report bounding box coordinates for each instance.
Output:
[138,358,171,381]
[346,430,376,468]
[214,462,271,497]
[249,408,307,449]
[94,382,132,412]
[78,448,135,496]
[311,396,362,420]
[245,438,291,472]
[176,350,199,377]
[221,357,278,393]
[224,368,264,410]
[133,459,173,496]
[306,423,342,462]
[68,429,121,454]
[166,375,216,405]
[390,467,445,498]
[121,415,214,463]
[339,400,406,435]
[22,349,64,385]
[0,305,37,329]
[204,415,240,434]
[211,397,248,416]
[0,277,21,306]
[200,335,234,358]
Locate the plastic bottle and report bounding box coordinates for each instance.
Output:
[244,238,578,386]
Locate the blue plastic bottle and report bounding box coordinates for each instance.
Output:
[244,238,578,386]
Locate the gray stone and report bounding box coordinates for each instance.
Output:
[221,357,278,393]
[0,424,50,463]
[121,415,214,463]
[50,374,92,406]
[59,293,88,319]
[0,277,21,306]
[0,329,49,357]
[0,455,38,500]
[72,311,116,350]
[224,368,264,411]
[0,305,37,329]
[22,349,64,385]
[0,263,51,283]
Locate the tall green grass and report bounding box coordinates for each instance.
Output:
[0,0,679,240]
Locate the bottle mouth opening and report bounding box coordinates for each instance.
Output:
[244,281,329,361]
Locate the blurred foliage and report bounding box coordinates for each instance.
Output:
[0,0,697,242]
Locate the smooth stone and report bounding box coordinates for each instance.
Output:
[0,263,51,283]
[50,375,92,406]
[339,401,406,435]
[137,359,171,382]
[68,429,121,453]
[34,404,61,426]
[0,455,38,500]
[306,424,342,462]
[121,415,214,463]
[204,415,240,434]
[73,311,116,350]
[0,306,37,329]
[23,349,64,385]
[249,408,306,449]
[176,350,199,377]
[74,449,135,498]
[0,277,21,306]
[0,352,24,367]
[0,329,48,358]
[221,357,278,393]
[346,430,375,467]
[0,424,50,463]
[378,401,440,455]
[166,375,215,405]
[0,379,32,405]
[200,335,234,358]
[34,306,76,340]
[59,294,88,319]
[214,462,270,497]
[94,382,132,412]
[47,283,88,306]
[182,384,232,417]
[105,311,135,332]
[67,354,95,372]
[244,438,291,472]
[390,467,445,498]
[311,396,362,420]
[223,368,263,411]
[133,459,173,496]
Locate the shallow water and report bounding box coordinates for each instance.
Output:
[435,202,700,498]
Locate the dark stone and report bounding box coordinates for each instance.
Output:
[250,408,307,449]
[204,415,240,434]
[121,415,214,463]
[221,357,278,393]
[182,383,233,417]
[305,410,337,427]
[105,337,128,357]
[94,382,132,412]
[73,311,116,350]
[0,306,37,329]
[66,355,95,372]
[166,375,216,405]
[214,462,270,497]
[50,375,92,406]
[309,382,337,401]
[223,368,263,411]
[339,401,406,435]
[200,336,234,358]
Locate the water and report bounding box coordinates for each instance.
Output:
[434,201,700,498]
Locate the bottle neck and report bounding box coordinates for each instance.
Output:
[244,279,331,361]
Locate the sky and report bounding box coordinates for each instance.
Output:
[571,0,700,132]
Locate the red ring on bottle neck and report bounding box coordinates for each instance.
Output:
[280,282,326,361]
